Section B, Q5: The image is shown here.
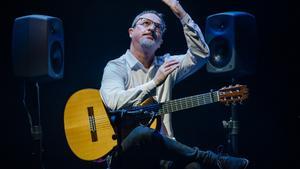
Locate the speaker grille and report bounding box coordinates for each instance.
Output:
[208,36,232,69]
[50,41,63,75]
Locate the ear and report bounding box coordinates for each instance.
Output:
[128,28,134,38]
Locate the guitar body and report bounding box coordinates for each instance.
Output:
[64,89,159,161]
[64,89,116,161]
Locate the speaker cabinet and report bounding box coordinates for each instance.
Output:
[205,11,256,77]
[12,15,64,81]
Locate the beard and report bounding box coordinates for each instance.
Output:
[140,37,156,49]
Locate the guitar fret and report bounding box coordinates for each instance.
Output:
[184,98,188,109]
[206,93,210,104]
[209,92,213,103]
[192,96,195,107]
[179,101,182,111]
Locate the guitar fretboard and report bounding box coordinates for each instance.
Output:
[158,91,219,115]
[127,91,219,116]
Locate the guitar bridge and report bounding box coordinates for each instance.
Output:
[87,106,98,142]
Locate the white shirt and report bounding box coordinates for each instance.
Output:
[100,14,209,137]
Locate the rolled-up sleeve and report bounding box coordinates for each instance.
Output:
[100,61,156,110]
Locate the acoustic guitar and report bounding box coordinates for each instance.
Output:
[64,84,248,161]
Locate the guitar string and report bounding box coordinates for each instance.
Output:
[94,90,242,128]
[160,92,216,115]
[161,90,243,114]
[163,92,216,112]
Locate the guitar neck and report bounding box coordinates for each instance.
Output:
[158,91,219,115]
[125,91,220,116]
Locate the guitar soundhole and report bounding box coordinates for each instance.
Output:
[87,107,98,142]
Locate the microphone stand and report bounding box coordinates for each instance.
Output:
[222,78,239,155]
[222,103,239,155]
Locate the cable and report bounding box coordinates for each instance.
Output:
[22,81,33,132]
[22,81,45,169]
[35,82,45,169]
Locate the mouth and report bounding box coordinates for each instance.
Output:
[144,35,154,40]
[142,33,155,40]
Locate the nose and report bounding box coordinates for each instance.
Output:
[148,23,156,30]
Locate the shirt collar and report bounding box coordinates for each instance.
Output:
[125,50,139,69]
[124,50,160,70]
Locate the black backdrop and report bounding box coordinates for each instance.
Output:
[1,1,295,169]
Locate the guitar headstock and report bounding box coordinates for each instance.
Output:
[218,84,249,105]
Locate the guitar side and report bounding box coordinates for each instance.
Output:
[64,89,117,161]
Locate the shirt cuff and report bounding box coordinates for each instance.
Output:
[142,80,157,92]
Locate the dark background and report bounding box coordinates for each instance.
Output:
[1,0,296,169]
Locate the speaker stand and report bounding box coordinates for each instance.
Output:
[23,81,45,169]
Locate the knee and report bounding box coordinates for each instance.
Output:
[123,125,158,145]
[121,125,161,151]
[132,125,156,140]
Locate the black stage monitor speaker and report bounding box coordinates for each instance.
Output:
[205,11,256,77]
[12,15,64,81]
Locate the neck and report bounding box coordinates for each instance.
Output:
[130,43,155,69]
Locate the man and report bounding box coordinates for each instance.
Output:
[100,0,249,169]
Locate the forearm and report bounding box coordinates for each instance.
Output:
[182,14,210,58]
[100,80,156,110]
[164,0,209,57]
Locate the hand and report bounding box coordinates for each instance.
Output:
[162,0,179,8]
[153,59,180,86]
[161,0,187,19]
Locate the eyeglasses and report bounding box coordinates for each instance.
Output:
[134,18,165,33]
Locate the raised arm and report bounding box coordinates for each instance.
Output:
[162,0,210,84]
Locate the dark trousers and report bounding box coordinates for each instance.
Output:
[110,125,209,169]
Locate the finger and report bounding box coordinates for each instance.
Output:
[164,60,179,67]
[165,66,178,75]
[165,64,179,74]
[164,62,179,69]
